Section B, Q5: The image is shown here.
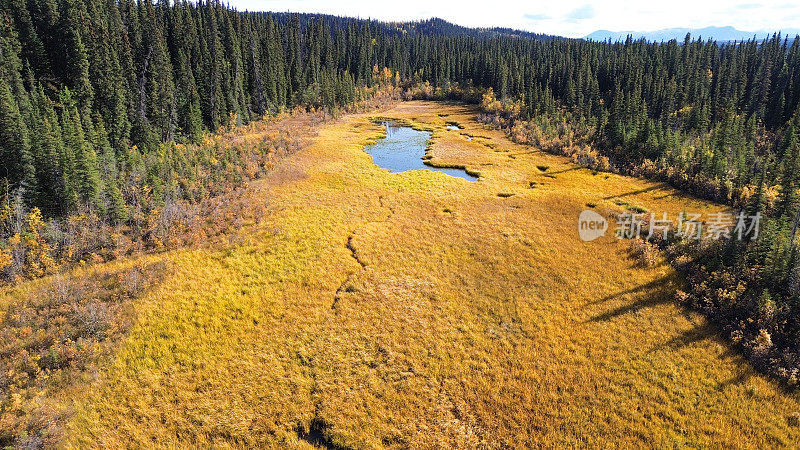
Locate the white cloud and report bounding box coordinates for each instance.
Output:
[225,0,800,38]
[565,4,597,21]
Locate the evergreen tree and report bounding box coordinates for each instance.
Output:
[60,0,94,113]
[0,82,35,203]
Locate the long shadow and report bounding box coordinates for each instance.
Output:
[648,322,717,352]
[546,166,583,175]
[610,280,786,394]
[588,273,675,305]
[587,273,681,322]
[587,252,800,395]
[602,183,668,200]
[717,369,753,390]
[651,323,756,390]
[653,193,677,200]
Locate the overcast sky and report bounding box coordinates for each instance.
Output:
[223,0,800,38]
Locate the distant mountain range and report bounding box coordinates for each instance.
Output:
[266,16,798,44]
[394,17,554,40]
[266,15,555,40]
[584,26,800,42]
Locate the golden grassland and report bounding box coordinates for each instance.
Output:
[5,101,800,447]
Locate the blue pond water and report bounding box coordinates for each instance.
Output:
[365,122,477,181]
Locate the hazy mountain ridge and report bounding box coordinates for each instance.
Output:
[263,14,794,43]
[265,14,556,40]
[585,25,800,42]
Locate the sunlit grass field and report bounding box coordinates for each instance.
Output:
[15,101,797,447]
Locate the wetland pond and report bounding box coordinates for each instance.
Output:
[366,122,477,181]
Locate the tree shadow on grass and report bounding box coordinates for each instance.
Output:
[602,183,669,200]
[588,272,678,304]
[587,273,682,322]
[653,323,757,390]
[648,322,718,352]
[585,256,800,396]
[546,166,583,175]
[647,321,759,391]
[593,275,781,394]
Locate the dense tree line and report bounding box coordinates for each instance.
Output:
[2,2,799,218]
[2,0,800,381]
[0,0,371,222]
[2,1,799,219]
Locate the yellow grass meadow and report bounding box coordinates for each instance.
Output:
[6,101,799,447]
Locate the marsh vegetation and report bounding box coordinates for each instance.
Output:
[3,102,791,447]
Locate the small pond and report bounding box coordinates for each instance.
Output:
[365,122,477,181]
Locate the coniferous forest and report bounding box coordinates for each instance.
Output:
[3,0,800,397]
[3,1,800,218]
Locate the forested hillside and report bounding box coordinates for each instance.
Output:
[2,0,800,383]
[2,0,799,218]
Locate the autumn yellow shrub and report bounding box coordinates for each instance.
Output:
[22,208,56,278]
[0,247,10,272]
